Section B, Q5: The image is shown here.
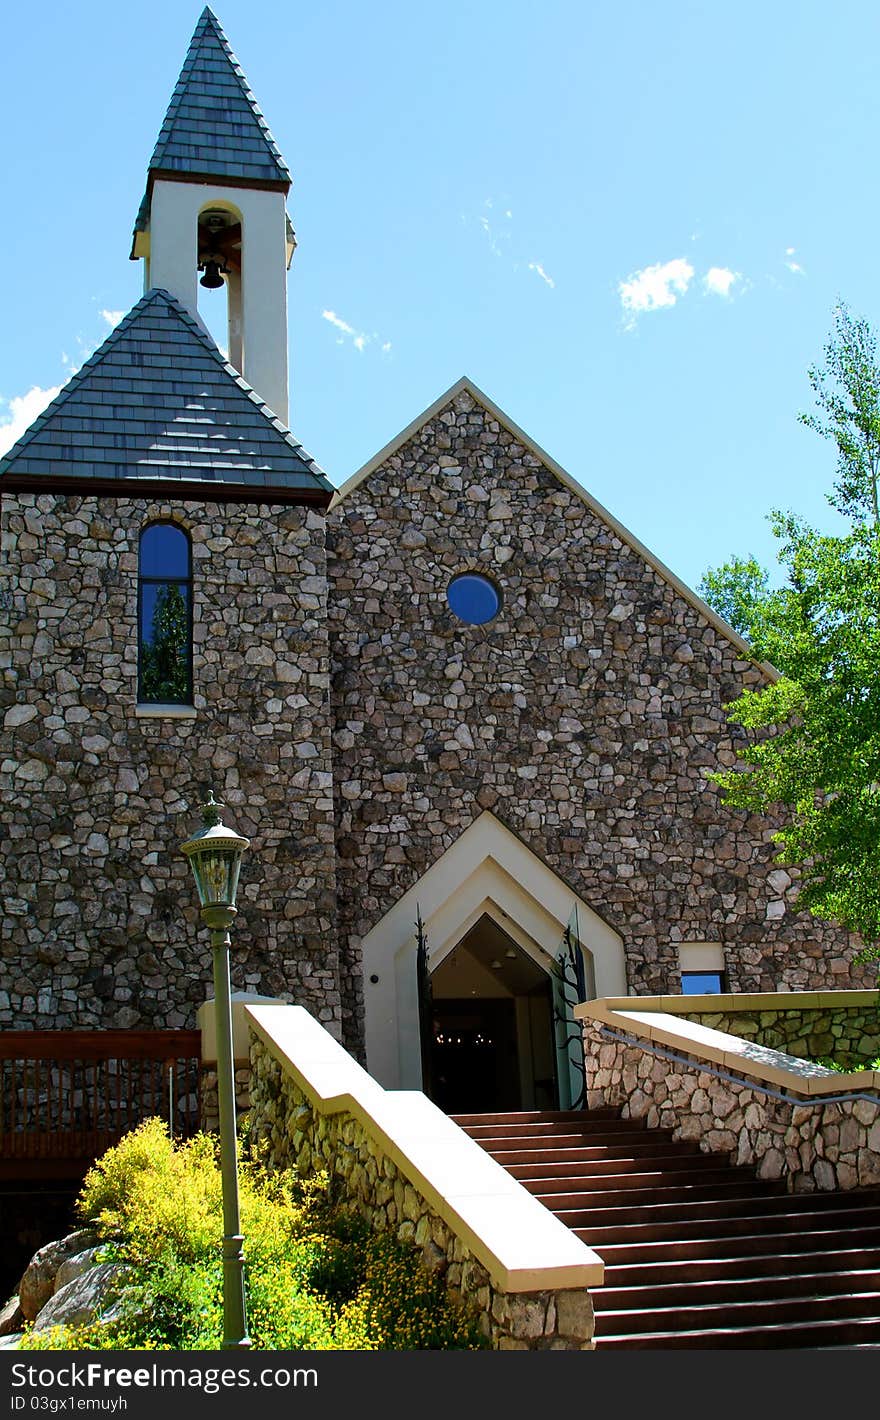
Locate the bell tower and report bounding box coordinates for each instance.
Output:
[130,8,294,423]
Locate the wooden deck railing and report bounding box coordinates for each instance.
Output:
[0,1029,202,1178]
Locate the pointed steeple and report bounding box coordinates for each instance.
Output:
[146,7,290,189]
[130,11,295,424]
[0,290,330,503]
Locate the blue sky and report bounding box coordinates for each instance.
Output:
[2,0,877,592]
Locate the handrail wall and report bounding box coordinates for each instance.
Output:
[245,1003,603,1351]
[576,995,880,1192]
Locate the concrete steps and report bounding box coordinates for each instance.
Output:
[451,1108,880,1349]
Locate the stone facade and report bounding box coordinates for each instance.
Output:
[2,385,872,1052]
[582,1017,880,1193]
[0,492,340,1032]
[248,1037,595,1350]
[682,1001,880,1068]
[327,386,869,1053]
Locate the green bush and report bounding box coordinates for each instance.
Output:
[22,1119,485,1352]
[814,1055,880,1073]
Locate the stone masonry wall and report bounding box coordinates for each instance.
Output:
[248,1038,596,1350]
[0,492,339,1032]
[327,387,869,1052]
[682,1002,880,1068]
[199,1065,251,1132]
[583,1018,880,1192]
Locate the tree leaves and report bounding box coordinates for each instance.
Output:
[702,306,880,950]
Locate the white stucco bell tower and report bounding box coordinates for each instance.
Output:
[129,7,294,424]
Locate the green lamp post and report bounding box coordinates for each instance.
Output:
[180,790,251,1350]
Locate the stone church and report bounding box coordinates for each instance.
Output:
[0,10,867,1115]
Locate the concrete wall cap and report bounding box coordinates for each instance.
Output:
[246,1003,604,1292]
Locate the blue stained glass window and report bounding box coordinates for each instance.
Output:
[138,523,193,704]
[447,573,501,626]
[140,523,190,578]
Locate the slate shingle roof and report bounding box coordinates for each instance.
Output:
[0,289,331,500]
[132,8,290,237]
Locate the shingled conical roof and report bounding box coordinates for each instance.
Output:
[147,7,290,186]
[0,289,331,502]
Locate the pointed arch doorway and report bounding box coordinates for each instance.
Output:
[429,915,558,1114]
[360,812,627,1110]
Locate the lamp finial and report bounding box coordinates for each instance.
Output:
[201,790,224,828]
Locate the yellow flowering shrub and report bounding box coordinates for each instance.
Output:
[21,1120,486,1352]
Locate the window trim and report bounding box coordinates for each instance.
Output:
[137,520,194,706]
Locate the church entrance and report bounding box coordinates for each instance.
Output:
[427,919,558,1114]
[359,810,627,1098]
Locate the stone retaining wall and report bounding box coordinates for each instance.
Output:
[199,1066,251,1133]
[583,1017,880,1193]
[682,1002,880,1068]
[248,1036,596,1350]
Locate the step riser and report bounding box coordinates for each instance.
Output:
[476,1130,668,1150]
[594,1291,880,1335]
[595,1269,880,1311]
[449,1110,619,1127]
[603,1248,880,1289]
[596,1318,880,1350]
[583,1226,880,1265]
[466,1118,662,1136]
[525,1174,761,1201]
[549,1194,880,1228]
[494,1145,704,1166]
[565,1206,880,1242]
[508,1154,726,1180]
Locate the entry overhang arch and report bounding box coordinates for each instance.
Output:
[360,811,627,1089]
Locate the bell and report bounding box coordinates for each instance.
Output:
[199,259,226,289]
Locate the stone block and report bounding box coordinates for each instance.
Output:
[555,1289,593,1341]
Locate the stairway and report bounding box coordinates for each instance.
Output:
[450,1107,880,1348]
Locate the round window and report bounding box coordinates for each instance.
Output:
[447,573,501,625]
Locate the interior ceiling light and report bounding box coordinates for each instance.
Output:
[490,959,502,969]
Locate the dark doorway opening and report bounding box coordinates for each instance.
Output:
[428,917,558,1114]
[430,999,518,1114]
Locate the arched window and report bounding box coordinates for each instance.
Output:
[138,523,193,704]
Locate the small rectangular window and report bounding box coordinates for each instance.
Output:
[681,970,726,995]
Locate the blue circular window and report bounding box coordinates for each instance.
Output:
[447,573,501,625]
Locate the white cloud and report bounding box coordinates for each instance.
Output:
[0,384,62,458]
[784,246,805,275]
[528,262,556,290]
[619,257,694,326]
[703,266,739,298]
[100,308,124,329]
[475,199,558,290]
[479,212,508,258]
[322,309,356,336]
[321,309,391,356]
